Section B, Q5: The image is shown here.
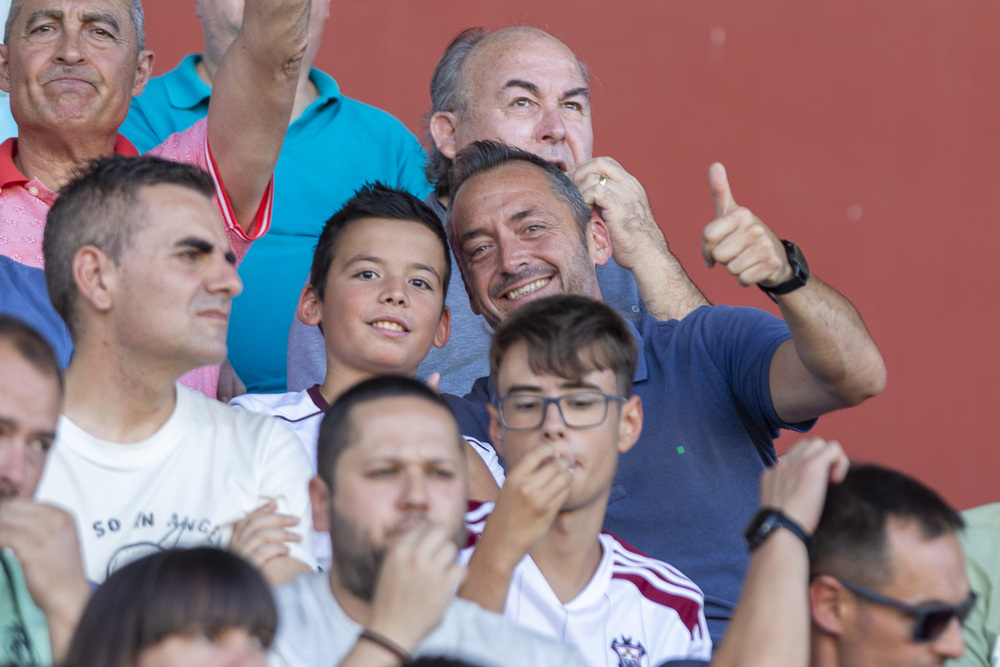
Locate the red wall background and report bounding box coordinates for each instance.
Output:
[144,2,1000,511]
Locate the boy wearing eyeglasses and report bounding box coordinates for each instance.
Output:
[458,294,712,667]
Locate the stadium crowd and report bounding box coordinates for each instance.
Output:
[0,1,995,666]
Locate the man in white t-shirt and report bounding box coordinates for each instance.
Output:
[34,156,315,586]
[271,375,583,666]
[459,295,711,667]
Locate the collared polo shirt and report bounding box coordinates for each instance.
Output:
[0,118,273,396]
[123,55,430,393]
[463,305,815,645]
[0,119,269,268]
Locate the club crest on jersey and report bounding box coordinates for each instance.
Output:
[611,636,646,667]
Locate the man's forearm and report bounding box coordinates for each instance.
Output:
[207,0,310,228]
[712,530,810,667]
[631,241,710,321]
[457,530,522,613]
[769,277,887,424]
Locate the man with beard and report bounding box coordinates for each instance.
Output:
[0,315,88,664]
[270,376,583,666]
[446,141,887,643]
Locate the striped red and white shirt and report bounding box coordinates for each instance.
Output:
[462,532,711,667]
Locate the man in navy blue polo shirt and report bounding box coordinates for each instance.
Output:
[447,140,886,644]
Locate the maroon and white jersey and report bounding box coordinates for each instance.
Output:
[495,532,711,667]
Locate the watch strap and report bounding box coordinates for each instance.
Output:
[759,240,809,300]
[745,508,813,558]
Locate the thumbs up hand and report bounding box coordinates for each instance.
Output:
[702,163,793,288]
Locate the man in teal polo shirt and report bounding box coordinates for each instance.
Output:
[122,0,430,393]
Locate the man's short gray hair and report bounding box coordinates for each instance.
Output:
[424,27,487,197]
[5,0,146,51]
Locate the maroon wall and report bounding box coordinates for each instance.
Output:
[144,2,1000,510]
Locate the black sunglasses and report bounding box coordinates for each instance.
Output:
[838,579,978,642]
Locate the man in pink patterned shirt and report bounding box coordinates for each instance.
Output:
[0,0,309,395]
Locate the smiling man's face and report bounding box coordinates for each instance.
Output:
[450,160,610,328]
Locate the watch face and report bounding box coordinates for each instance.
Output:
[746,509,779,549]
[758,514,779,538]
[789,243,810,276]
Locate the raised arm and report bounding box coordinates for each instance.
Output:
[574,156,710,321]
[701,163,887,424]
[207,0,310,229]
[713,438,849,667]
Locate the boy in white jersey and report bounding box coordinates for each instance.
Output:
[460,294,712,667]
[231,183,503,565]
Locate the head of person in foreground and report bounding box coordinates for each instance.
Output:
[808,464,972,667]
[64,547,276,667]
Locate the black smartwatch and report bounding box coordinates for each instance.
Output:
[759,240,809,301]
[744,508,813,558]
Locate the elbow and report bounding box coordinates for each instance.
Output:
[840,354,888,408]
[279,44,307,82]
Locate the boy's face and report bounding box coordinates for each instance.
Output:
[489,341,641,514]
[299,217,451,378]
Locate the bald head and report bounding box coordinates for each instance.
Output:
[428,27,594,196]
[456,28,588,113]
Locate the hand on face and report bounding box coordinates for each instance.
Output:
[480,443,573,563]
[366,524,467,654]
[702,163,794,288]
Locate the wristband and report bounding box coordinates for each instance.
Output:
[359,628,412,663]
[744,508,813,559]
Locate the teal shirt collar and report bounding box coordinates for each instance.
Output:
[166,54,342,111]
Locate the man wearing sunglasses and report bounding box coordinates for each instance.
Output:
[738,439,974,667]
